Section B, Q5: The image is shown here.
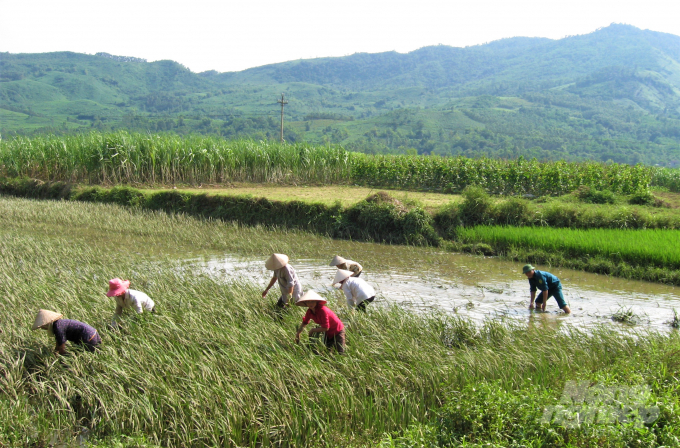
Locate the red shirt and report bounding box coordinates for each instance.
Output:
[302,305,344,337]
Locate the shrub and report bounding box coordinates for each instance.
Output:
[432,202,461,239]
[494,197,532,226]
[457,186,495,226]
[628,189,656,206]
[460,243,495,256]
[342,192,440,246]
[576,185,616,204]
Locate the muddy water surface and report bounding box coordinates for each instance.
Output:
[192,246,680,332]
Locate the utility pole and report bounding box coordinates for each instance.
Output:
[277,93,288,143]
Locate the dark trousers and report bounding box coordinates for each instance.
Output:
[534,286,567,309]
[323,330,346,354]
[356,296,375,312]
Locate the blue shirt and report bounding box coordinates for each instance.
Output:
[528,270,561,292]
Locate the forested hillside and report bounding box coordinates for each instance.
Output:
[2,24,680,165]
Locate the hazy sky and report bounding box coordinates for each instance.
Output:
[2,0,678,73]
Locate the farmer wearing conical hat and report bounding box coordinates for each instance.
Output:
[262,253,303,307]
[329,255,363,277]
[32,309,101,354]
[333,269,376,312]
[106,278,155,323]
[522,264,571,314]
[294,291,346,353]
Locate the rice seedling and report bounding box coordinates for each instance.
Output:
[456,226,680,270]
[611,306,640,324]
[671,309,680,329]
[0,197,679,447]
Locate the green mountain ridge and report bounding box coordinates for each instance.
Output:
[2,24,680,166]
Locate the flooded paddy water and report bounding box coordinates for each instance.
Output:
[193,247,680,332]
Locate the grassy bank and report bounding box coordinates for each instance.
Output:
[1,197,678,447]
[168,184,458,212]
[0,131,660,195]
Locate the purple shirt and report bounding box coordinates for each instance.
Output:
[53,319,98,346]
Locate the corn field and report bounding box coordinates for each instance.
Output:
[0,132,352,185]
[0,131,671,195]
[651,167,680,192]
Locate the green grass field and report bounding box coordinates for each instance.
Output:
[0,196,679,447]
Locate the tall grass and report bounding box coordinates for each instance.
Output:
[0,131,658,195]
[457,226,680,269]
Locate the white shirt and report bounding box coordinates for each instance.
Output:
[115,289,155,314]
[341,277,375,307]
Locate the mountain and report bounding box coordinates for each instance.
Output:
[2,24,680,166]
[211,24,680,96]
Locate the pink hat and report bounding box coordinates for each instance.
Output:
[106,278,130,297]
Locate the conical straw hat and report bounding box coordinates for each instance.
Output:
[265,253,289,270]
[295,290,327,307]
[32,309,63,330]
[332,269,353,285]
[329,255,346,267]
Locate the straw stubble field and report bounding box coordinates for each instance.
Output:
[0,197,679,447]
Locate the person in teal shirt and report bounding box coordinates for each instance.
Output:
[522,264,571,314]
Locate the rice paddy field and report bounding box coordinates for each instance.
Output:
[457,226,680,269]
[1,196,679,447]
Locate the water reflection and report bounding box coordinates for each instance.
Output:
[191,252,680,332]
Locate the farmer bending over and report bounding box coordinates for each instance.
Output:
[329,255,363,277]
[295,291,346,353]
[107,278,155,324]
[32,309,101,354]
[333,269,376,312]
[523,264,571,314]
[262,253,303,307]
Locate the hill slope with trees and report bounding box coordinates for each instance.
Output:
[2,24,680,165]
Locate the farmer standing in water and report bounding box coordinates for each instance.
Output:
[523,264,571,314]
